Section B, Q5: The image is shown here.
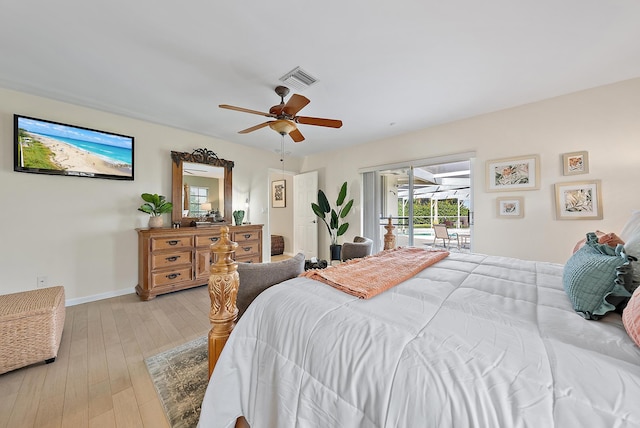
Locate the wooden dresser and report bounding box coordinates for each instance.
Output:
[136,224,263,300]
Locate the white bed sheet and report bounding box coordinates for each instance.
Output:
[198,252,640,427]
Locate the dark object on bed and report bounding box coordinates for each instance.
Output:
[236,253,305,319]
[305,259,328,270]
[271,235,284,256]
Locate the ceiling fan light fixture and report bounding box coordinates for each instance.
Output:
[269,119,297,135]
[279,66,318,91]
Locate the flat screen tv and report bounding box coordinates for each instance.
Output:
[14,114,134,181]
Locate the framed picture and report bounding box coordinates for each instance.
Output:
[555,180,602,220]
[272,180,286,208]
[562,151,589,175]
[497,197,524,218]
[486,155,540,192]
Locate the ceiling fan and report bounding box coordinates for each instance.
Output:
[219,86,343,143]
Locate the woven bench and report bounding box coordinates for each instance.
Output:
[0,286,66,374]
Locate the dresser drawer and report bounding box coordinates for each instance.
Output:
[195,234,221,248]
[151,236,193,251]
[235,241,260,257]
[151,266,193,288]
[233,231,260,243]
[151,250,192,270]
[235,254,261,264]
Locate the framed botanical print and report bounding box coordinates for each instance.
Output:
[555,180,602,220]
[272,180,286,208]
[497,197,524,218]
[562,151,589,175]
[486,155,540,192]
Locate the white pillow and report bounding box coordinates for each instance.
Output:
[620,210,640,242]
[625,233,640,284]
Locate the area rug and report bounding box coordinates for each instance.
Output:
[145,336,208,428]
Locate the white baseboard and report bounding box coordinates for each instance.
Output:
[65,287,135,307]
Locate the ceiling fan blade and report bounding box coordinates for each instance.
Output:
[289,128,305,143]
[295,116,343,128]
[219,104,274,118]
[238,122,272,134]
[282,94,310,116]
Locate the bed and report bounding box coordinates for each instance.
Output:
[199,226,640,427]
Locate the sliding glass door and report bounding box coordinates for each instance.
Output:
[362,155,473,252]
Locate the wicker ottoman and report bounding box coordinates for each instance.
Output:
[0,286,65,374]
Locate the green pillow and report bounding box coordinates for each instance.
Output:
[563,232,634,320]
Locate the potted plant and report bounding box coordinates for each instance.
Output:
[138,193,173,228]
[311,181,354,261]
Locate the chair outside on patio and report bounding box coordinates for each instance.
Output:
[433,224,460,249]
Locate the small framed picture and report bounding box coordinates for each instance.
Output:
[497,197,524,218]
[562,151,589,176]
[555,180,602,220]
[486,155,540,192]
[272,180,286,208]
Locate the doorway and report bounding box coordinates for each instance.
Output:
[267,169,319,261]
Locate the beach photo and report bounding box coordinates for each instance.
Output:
[15,115,134,180]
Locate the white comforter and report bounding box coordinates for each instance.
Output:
[198,252,640,427]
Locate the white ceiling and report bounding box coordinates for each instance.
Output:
[2,1,640,158]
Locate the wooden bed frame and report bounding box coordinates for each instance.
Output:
[207,226,250,428]
[207,226,239,377]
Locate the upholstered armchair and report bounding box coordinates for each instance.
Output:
[341,236,373,262]
[236,253,305,319]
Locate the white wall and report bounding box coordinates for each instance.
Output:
[268,170,295,256]
[3,78,639,302]
[0,87,301,302]
[302,78,640,264]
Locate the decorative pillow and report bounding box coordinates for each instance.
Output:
[623,231,640,285]
[236,253,305,319]
[572,230,625,254]
[563,232,634,320]
[620,210,640,242]
[623,287,640,347]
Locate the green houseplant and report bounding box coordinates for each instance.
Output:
[311,181,354,260]
[138,193,173,228]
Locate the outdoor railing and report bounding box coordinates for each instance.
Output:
[380,215,470,230]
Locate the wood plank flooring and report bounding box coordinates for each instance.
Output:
[0,285,212,428]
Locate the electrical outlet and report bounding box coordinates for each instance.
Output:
[37,276,48,288]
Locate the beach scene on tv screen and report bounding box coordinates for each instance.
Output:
[16,116,133,178]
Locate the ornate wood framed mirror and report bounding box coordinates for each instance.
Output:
[171,149,233,226]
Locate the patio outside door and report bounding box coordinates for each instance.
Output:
[379,160,471,251]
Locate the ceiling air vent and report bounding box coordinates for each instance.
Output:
[279,67,318,91]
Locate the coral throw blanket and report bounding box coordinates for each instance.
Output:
[300,247,449,299]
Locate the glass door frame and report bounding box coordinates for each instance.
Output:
[360,152,475,253]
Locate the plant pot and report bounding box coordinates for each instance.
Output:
[330,244,342,261]
[149,216,164,228]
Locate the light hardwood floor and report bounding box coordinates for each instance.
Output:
[0,285,212,428]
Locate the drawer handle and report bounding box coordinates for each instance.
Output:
[166,273,181,280]
[167,240,179,246]
[166,256,180,262]
[243,247,251,252]
[243,234,252,239]
[209,237,219,242]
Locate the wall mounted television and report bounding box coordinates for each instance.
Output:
[14,114,134,181]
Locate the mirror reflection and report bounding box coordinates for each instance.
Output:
[182,162,225,220]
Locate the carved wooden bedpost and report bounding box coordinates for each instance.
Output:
[384,217,396,250]
[208,226,239,378]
